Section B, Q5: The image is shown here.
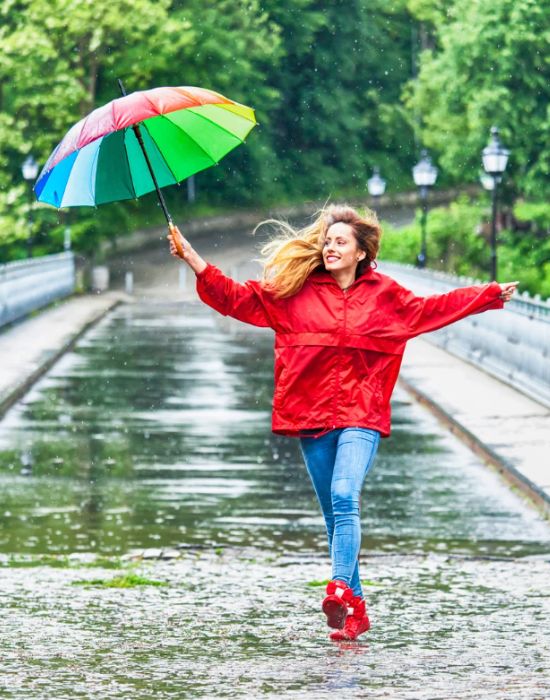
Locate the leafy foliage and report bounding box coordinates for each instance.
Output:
[0,0,545,274]
[0,0,415,258]
[262,0,416,196]
[380,196,550,298]
[380,196,489,274]
[406,0,550,199]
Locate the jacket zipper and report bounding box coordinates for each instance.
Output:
[333,287,349,428]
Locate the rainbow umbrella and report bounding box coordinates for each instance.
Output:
[34,82,257,253]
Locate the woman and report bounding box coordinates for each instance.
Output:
[168,204,517,641]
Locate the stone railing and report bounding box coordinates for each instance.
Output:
[378,261,550,408]
[0,253,75,329]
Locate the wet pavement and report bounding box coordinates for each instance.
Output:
[1,299,550,699]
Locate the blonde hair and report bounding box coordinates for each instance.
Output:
[253,204,382,299]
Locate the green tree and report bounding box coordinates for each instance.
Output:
[263,0,417,198]
[405,0,550,199]
[380,196,489,276]
[0,0,176,256]
[165,0,284,207]
[0,0,420,260]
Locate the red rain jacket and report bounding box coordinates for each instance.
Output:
[195,262,504,439]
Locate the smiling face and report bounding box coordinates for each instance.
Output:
[322,222,366,274]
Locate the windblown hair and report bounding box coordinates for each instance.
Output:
[253,204,382,299]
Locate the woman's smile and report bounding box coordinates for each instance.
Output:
[322,222,364,274]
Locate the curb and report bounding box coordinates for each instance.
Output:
[398,375,550,521]
[0,294,125,420]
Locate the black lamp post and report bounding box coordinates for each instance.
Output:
[21,155,39,258]
[481,126,510,281]
[187,174,196,203]
[412,150,438,269]
[367,167,386,200]
[480,172,498,192]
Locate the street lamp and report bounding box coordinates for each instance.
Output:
[412,149,438,268]
[480,172,497,192]
[367,167,386,199]
[482,126,510,281]
[21,155,39,258]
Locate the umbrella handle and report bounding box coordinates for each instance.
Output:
[168,222,186,259]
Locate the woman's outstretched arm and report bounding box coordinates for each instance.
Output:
[168,225,272,328]
[391,278,519,341]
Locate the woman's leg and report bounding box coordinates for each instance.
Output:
[299,428,377,593]
[330,428,380,598]
[299,430,340,559]
[300,432,354,630]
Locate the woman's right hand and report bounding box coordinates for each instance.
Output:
[167,224,207,274]
[167,224,190,260]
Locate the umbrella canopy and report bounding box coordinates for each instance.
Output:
[34,86,257,209]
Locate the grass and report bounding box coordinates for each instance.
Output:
[71,573,168,588]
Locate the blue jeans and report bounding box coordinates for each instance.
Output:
[299,427,380,598]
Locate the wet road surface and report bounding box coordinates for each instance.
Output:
[1,298,549,699]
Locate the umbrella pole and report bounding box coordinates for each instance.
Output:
[117,79,185,258]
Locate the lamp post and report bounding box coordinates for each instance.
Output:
[187,174,196,203]
[481,126,510,281]
[412,150,438,269]
[64,225,72,251]
[367,167,386,200]
[21,155,39,258]
[480,172,498,192]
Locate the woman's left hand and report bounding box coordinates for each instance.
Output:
[499,281,519,302]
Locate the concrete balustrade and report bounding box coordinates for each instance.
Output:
[0,252,75,328]
[1,250,548,408]
[379,261,550,407]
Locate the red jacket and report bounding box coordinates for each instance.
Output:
[195,262,504,439]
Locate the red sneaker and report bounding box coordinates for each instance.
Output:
[322,579,354,629]
[329,595,370,640]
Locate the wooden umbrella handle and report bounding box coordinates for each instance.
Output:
[168,222,186,259]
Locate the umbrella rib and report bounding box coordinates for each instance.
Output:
[182,107,251,149]
[77,106,101,155]
[141,120,180,183]
[141,91,164,120]
[121,130,138,199]
[153,114,218,166]
[88,138,102,203]
[139,94,196,178]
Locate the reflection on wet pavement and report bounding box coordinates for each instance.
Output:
[0,300,549,699]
